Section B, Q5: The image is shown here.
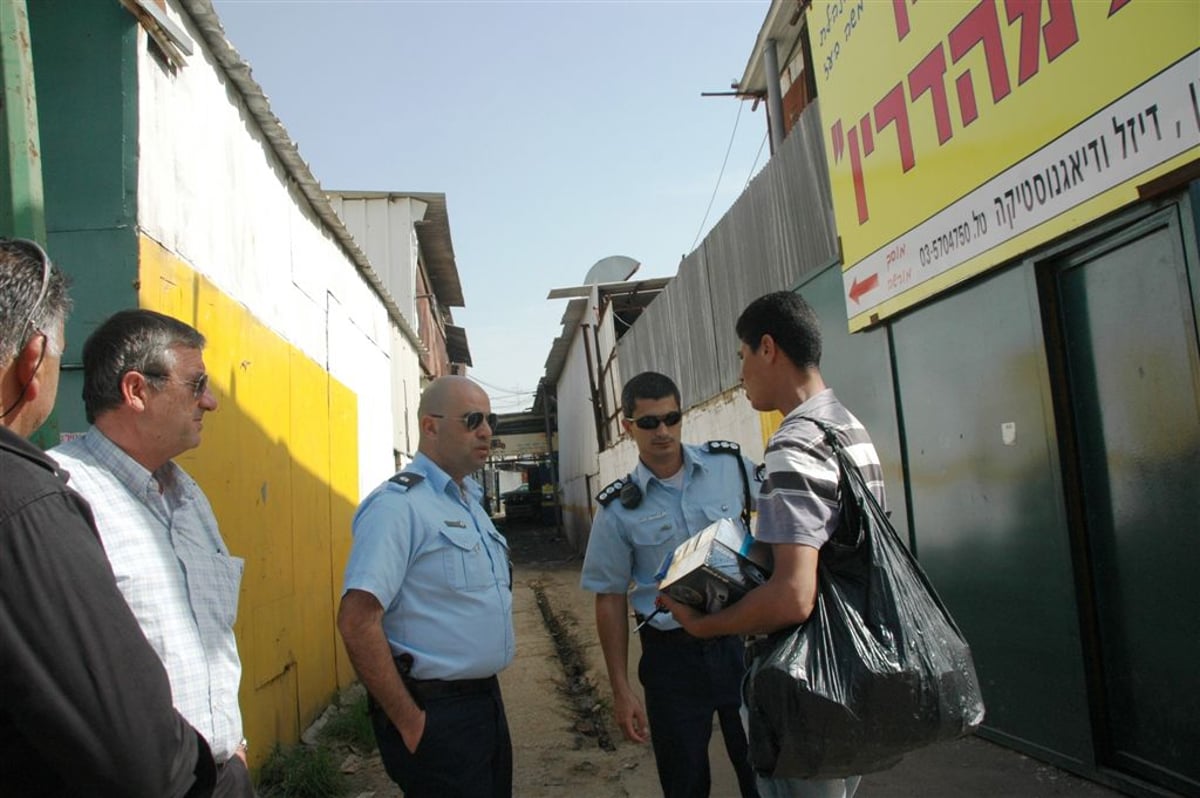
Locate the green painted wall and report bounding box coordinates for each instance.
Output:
[27,0,139,444]
[889,265,1094,765]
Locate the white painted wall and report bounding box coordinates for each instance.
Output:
[134,5,396,493]
[555,317,601,551]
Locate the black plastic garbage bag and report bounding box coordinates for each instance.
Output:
[744,419,985,779]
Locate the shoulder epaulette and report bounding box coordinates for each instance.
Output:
[388,472,425,490]
[705,439,742,454]
[595,475,630,507]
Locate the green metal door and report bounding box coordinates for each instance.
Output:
[1052,205,1200,795]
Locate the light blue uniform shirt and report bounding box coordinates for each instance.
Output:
[580,443,757,631]
[343,452,514,680]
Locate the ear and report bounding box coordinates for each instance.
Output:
[119,370,154,412]
[9,335,48,401]
[758,334,779,361]
[621,417,633,436]
[419,413,439,438]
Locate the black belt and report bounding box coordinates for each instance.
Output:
[403,674,498,703]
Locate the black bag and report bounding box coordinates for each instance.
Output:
[744,418,985,779]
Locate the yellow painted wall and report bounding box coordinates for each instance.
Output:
[138,235,359,765]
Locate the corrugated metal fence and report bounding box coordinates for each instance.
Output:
[618,101,838,408]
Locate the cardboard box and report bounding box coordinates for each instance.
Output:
[657,518,773,613]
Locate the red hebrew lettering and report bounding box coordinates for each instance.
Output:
[831,119,845,163]
[949,0,1013,126]
[860,113,875,156]
[848,125,870,224]
[1109,0,1132,15]
[1043,0,1080,61]
[874,83,916,172]
[1005,0,1079,84]
[892,0,915,40]
[908,45,953,144]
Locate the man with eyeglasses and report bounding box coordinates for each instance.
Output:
[581,371,761,798]
[339,375,514,798]
[51,309,251,797]
[1,241,216,795]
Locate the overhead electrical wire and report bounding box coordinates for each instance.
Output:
[689,98,744,253]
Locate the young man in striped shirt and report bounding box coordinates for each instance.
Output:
[660,290,885,798]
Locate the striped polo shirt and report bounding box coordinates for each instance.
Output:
[755,389,885,549]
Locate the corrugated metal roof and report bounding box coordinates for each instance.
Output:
[543,278,672,389]
[179,1,423,350]
[444,324,473,367]
[327,190,465,308]
[738,0,806,95]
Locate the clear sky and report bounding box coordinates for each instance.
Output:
[211,0,771,413]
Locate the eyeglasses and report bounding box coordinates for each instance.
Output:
[627,411,682,430]
[143,371,210,399]
[429,411,498,431]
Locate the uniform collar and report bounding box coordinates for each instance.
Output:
[408,452,482,502]
[631,443,704,492]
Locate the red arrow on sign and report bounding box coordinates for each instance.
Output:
[849,273,879,304]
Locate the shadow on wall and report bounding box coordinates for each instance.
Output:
[141,243,361,770]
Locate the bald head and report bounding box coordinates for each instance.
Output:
[418,375,483,419]
[417,376,494,482]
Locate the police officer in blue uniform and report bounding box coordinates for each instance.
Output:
[338,376,514,798]
[581,372,760,798]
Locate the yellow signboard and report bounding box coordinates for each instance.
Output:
[810,0,1200,330]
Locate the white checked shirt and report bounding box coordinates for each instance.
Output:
[52,428,245,761]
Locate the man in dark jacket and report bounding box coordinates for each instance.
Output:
[0,238,215,797]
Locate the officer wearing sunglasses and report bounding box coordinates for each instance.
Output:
[581,371,761,798]
[340,375,514,798]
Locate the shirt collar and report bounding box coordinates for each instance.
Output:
[0,425,59,476]
[631,443,701,491]
[783,388,838,421]
[80,426,180,499]
[408,452,482,502]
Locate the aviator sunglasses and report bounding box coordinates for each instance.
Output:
[627,411,682,430]
[430,411,499,431]
[141,371,210,399]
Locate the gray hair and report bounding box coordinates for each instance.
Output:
[81,309,206,423]
[0,239,71,359]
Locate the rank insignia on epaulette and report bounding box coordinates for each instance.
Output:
[389,472,425,490]
[595,476,627,507]
[705,439,741,454]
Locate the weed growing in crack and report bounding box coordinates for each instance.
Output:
[531,580,616,751]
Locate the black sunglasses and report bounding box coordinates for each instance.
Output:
[628,411,682,430]
[143,371,210,399]
[430,411,498,431]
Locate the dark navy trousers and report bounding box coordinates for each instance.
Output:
[638,627,760,798]
[371,677,512,798]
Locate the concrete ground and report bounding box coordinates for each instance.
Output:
[496,520,1128,798]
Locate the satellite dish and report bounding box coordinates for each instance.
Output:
[584,255,640,285]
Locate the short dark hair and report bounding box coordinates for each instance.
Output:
[735,290,822,369]
[0,239,71,359]
[81,309,206,423]
[621,371,680,418]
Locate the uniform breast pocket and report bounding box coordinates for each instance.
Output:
[439,526,493,592]
[631,520,678,574]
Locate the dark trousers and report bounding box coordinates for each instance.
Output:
[638,627,760,798]
[212,755,255,798]
[370,676,512,798]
